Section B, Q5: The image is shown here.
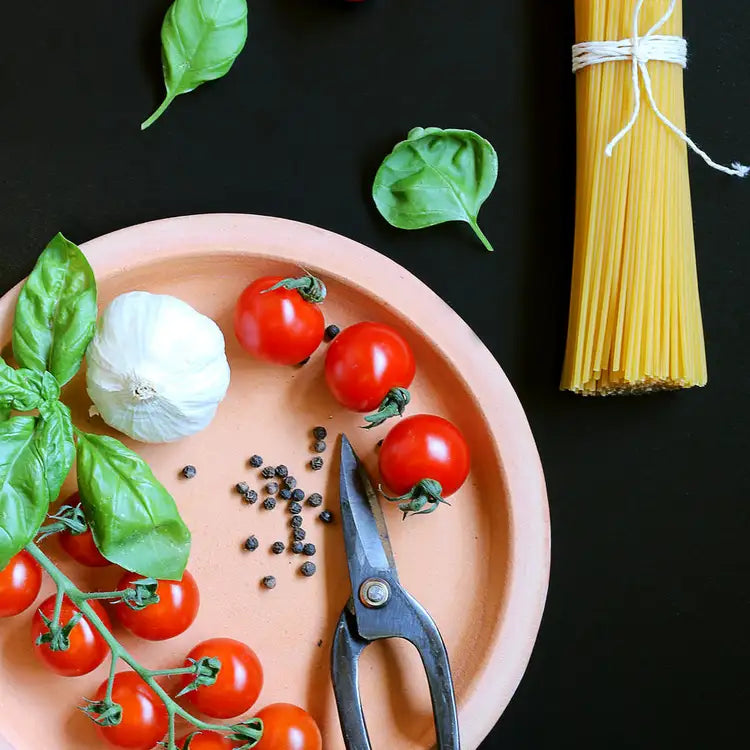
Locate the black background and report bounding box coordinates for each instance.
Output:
[2,1,749,747]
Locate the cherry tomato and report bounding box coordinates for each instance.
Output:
[94,671,168,749]
[112,569,199,641]
[254,703,322,750]
[324,322,416,412]
[234,275,325,365]
[0,550,42,617]
[57,493,111,567]
[31,595,111,676]
[178,730,240,749]
[180,637,263,719]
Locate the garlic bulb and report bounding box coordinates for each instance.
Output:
[86,292,231,443]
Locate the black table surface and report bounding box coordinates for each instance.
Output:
[2,1,748,747]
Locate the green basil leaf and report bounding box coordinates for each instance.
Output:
[0,403,10,422]
[75,432,191,580]
[36,401,75,501]
[12,233,97,386]
[0,416,51,568]
[0,358,45,411]
[141,0,249,130]
[372,127,498,252]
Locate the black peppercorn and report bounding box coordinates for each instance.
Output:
[310,457,324,471]
[291,488,305,503]
[235,481,250,494]
[181,465,197,479]
[275,465,289,478]
[279,488,292,501]
[289,501,302,514]
[313,440,326,453]
[291,541,304,554]
[243,489,258,504]
[263,497,276,510]
[376,439,384,448]
[271,541,285,555]
[284,475,297,490]
[293,527,307,541]
[262,575,276,589]
[265,481,279,495]
[261,466,275,479]
[324,324,340,342]
[303,543,316,556]
[300,562,317,577]
[319,510,334,524]
[249,455,263,468]
[291,515,303,528]
[307,493,323,508]
[244,535,259,551]
[313,426,327,440]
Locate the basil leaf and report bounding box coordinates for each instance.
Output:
[0,358,45,411]
[141,0,249,130]
[76,432,191,580]
[12,233,97,386]
[0,404,10,422]
[36,401,75,501]
[0,416,51,568]
[372,127,498,252]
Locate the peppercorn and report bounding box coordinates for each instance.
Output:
[181,465,197,479]
[244,535,259,552]
[265,481,279,495]
[313,426,327,440]
[263,497,276,510]
[293,527,307,541]
[291,515,303,528]
[235,481,250,495]
[324,324,340,341]
[279,488,292,501]
[303,543,316,556]
[319,510,334,524]
[271,541,285,555]
[291,541,304,554]
[284,475,297,490]
[249,455,263,468]
[313,440,326,453]
[289,501,302,514]
[243,489,258,504]
[291,488,305,503]
[376,439,384,448]
[307,493,323,508]
[300,562,317,577]
[310,457,324,471]
[261,466,275,479]
[262,576,276,589]
[275,465,289,478]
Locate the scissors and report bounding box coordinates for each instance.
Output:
[331,435,460,749]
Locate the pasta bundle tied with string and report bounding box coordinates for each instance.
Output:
[561,0,745,395]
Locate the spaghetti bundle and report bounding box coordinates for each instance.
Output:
[561,0,745,395]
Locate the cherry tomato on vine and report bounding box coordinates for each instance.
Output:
[379,414,470,517]
[31,595,111,676]
[234,275,326,365]
[180,637,263,719]
[57,492,111,567]
[94,671,168,750]
[0,550,42,617]
[178,730,241,749]
[254,703,322,750]
[112,569,199,641]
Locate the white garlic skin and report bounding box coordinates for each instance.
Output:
[86,291,231,443]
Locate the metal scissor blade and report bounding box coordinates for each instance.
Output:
[339,435,397,588]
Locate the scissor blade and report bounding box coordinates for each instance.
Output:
[339,435,397,588]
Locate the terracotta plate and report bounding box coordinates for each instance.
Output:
[0,214,550,750]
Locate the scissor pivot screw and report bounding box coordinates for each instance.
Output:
[360,578,390,608]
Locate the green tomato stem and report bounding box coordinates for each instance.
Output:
[469,219,494,252]
[105,653,118,704]
[149,666,198,677]
[50,586,65,629]
[81,590,127,602]
[25,542,261,747]
[141,93,176,131]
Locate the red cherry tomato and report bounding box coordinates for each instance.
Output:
[180,637,263,719]
[0,550,42,617]
[325,322,416,412]
[379,415,470,512]
[178,730,241,749]
[234,275,325,365]
[95,671,168,749]
[112,569,199,641]
[31,595,111,676]
[254,703,322,750]
[60,527,110,567]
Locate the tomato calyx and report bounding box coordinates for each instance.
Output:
[176,656,223,697]
[35,606,83,651]
[227,719,264,747]
[118,577,161,610]
[36,503,88,540]
[261,273,327,304]
[382,478,449,519]
[81,697,123,727]
[362,386,411,429]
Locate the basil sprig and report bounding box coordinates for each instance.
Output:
[0,234,191,580]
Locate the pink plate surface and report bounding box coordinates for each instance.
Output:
[0,214,549,749]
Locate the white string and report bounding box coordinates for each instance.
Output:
[571,0,748,178]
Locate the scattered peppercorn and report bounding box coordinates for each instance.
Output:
[263,497,277,510]
[310,457,324,471]
[297,357,311,366]
[181,465,197,479]
[313,440,326,453]
[262,576,277,589]
[289,501,302,514]
[279,488,292,501]
[376,439,384,448]
[243,489,258,504]
[265,481,279,495]
[261,466,275,479]
[313,426,327,440]
[307,493,323,508]
[284,475,297,490]
[324,324,340,341]
[235,481,250,494]
[291,515,303,528]
[291,488,305,503]
[303,543,316,556]
[319,510,334,523]
[271,541,285,555]
[293,527,307,541]
[292,541,304,554]
[249,455,263,468]
[275,465,289,478]
[244,535,259,552]
[300,562,317,577]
